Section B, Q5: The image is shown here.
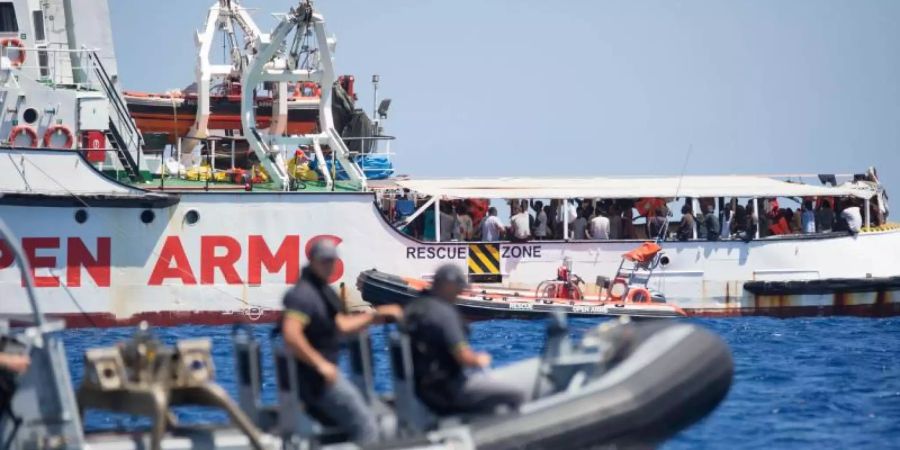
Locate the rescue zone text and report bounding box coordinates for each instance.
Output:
[405,244,542,260]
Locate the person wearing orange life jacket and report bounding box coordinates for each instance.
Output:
[766,198,790,236]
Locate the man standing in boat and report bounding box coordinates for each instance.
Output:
[404,265,526,415]
[280,241,402,444]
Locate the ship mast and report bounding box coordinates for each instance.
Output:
[239,1,367,190]
[189,0,263,141]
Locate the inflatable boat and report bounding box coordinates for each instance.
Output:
[232,311,731,449]
[358,268,687,319]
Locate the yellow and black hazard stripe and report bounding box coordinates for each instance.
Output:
[468,243,502,282]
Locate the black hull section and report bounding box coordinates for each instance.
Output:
[358,269,683,320]
[744,276,900,295]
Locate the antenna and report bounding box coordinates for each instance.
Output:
[673,144,692,200]
[657,144,692,242]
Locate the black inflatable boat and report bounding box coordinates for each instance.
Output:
[358,269,688,320]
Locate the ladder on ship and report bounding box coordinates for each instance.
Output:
[87,51,144,182]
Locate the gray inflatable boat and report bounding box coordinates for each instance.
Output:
[233,312,733,449]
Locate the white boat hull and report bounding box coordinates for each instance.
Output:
[2,194,900,326]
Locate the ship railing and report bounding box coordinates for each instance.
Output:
[1,45,105,90]
[85,50,144,179]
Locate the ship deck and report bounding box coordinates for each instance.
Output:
[130,176,363,193]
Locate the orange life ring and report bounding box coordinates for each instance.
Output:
[9,125,38,147]
[607,277,629,301]
[293,82,321,98]
[43,125,75,149]
[626,287,652,303]
[0,38,26,67]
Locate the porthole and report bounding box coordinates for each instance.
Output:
[74,209,88,224]
[660,255,671,266]
[22,108,38,124]
[140,209,155,224]
[184,209,200,225]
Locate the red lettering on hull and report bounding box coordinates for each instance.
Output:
[67,237,111,287]
[201,236,243,285]
[148,236,197,285]
[248,235,300,285]
[22,237,61,287]
[0,240,13,269]
[0,234,343,288]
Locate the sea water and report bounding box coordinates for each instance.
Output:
[61,317,900,449]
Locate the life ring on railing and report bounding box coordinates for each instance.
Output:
[607,277,629,301]
[293,82,321,98]
[43,125,75,149]
[626,287,652,303]
[9,125,38,147]
[1,38,25,67]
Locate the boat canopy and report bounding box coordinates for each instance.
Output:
[393,175,877,200]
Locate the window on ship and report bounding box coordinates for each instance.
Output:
[32,10,44,41]
[0,3,18,33]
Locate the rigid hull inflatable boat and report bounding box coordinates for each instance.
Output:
[358,269,686,319]
[356,241,686,319]
[358,241,687,319]
[0,220,732,449]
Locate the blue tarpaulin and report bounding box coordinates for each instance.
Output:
[316,153,394,180]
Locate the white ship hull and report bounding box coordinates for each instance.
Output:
[1,150,899,326]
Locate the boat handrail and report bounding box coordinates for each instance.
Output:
[2,45,104,90]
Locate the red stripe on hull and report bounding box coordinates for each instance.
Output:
[6,302,898,329]
[9,310,283,328]
[685,302,900,318]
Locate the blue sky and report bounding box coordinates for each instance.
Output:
[111,0,900,197]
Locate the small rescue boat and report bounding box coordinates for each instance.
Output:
[360,241,687,319]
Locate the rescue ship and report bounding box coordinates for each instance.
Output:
[0,0,898,327]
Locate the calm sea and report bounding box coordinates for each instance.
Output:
[61,317,900,449]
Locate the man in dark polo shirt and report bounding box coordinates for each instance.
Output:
[404,264,525,415]
[281,240,401,444]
